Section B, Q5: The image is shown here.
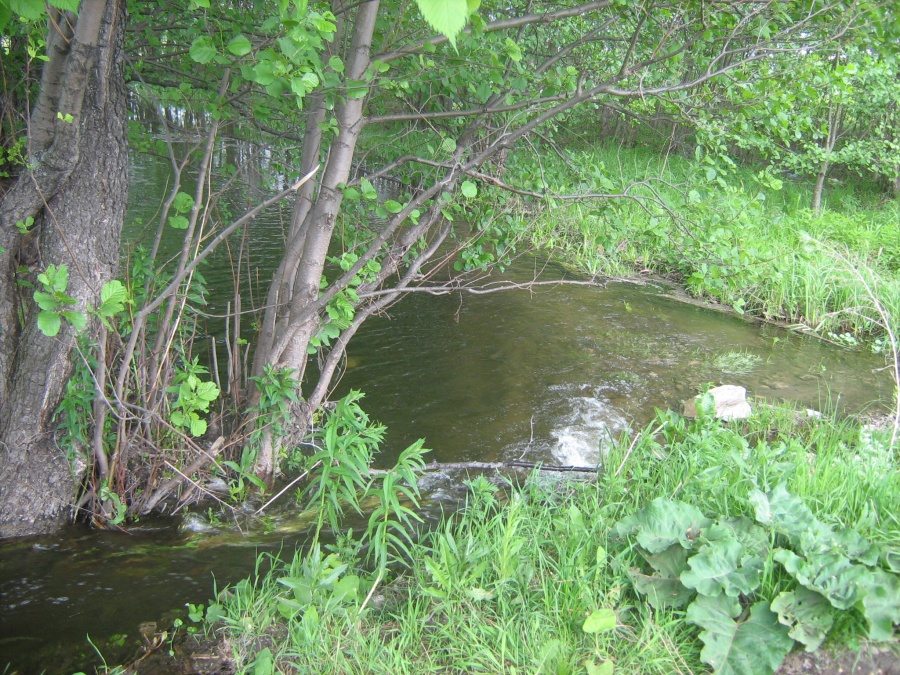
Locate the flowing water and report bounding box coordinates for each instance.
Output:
[1,151,894,673]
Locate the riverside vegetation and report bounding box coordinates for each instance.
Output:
[117,149,899,672]
[171,141,900,672]
[166,397,899,675]
[37,72,900,675]
[1,1,899,673]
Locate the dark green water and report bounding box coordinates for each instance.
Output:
[0,150,894,674]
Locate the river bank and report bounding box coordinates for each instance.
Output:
[117,401,899,675]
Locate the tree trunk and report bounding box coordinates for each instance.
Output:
[812,161,829,214]
[250,0,380,480]
[0,0,128,538]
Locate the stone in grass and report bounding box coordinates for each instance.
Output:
[683,385,751,420]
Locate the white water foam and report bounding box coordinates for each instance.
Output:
[550,395,629,467]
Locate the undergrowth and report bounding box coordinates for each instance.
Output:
[519,143,900,341]
[200,400,899,674]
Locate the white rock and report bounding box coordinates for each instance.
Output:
[683,385,751,420]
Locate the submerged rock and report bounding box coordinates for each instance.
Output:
[682,385,751,420]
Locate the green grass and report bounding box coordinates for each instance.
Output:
[512,142,900,340]
[201,404,899,674]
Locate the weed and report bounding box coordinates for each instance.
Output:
[201,402,900,674]
[713,350,763,376]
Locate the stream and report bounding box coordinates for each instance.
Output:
[0,152,894,674]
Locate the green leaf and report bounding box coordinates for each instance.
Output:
[860,569,900,641]
[252,60,276,86]
[251,647,274,675]
[360,178,378,201]
[168,215,189,230]
[190,418,208,437]
[61,310,87,331]
[503,37,522,62]
[227,34,252,57]
[48,0,80,10]
[33,291,59,311]
[882,548,900,573]
[172,191,195,214]
[774,549,867,610]
[8,0,45,21]
[52,264,69,293]
[189,36,218,64]
[770,587,834,651]
[383,200,403,214]
[680,536,763,598]
[328,55,344,73]
[99,280,127,317]
[194,381,220,403]
[616,498,711,553]
[717,517,770,557]
[582,608,617,633]
[628,568,694,609]
[467,587,495,602]
[642,544,690,578]
[37,311,61,337]
[415,0,469,47]
[0,4,12,32]
[347,79,369,99]
[461,180,477,198]
[749,484,817,544]
[585,660,614,675]
[687,596,793,675]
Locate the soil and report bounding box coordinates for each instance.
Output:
[778,644,900,675]
[125,633,235,675]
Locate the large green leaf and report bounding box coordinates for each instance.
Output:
[716,517,769,557]
[680,537,763,598]
[98,280,127,317]
[172,191,195,214]
[61,310,86,331]
[415,0,469,47]
[48,0,80,10]
[628,568,694,609]
[33,291,59,311]
[0,4,11,32]
[616,498,711,553]
[770,587,833,651]
[882,548,900,573]
[642,543,690,578]
[860,569,900,640]
[687,596,793,675]
[774,549,867,610]
[749,484,816,543]
[8,0,45,21]
[799,524,878,566]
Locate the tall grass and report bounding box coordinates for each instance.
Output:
[517,143,900,340]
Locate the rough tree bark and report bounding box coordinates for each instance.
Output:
[0,0,128,538]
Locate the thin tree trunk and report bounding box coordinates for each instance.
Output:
[812,162,829,214]
[0,0,128,538]
[251,0,380,479]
